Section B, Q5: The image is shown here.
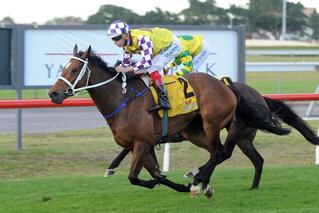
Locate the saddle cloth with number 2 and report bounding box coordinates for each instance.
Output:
[150,75,198,118]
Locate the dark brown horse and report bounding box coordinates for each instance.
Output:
[48,45,299,198]
[191,81,319,194]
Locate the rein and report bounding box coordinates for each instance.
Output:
[58,56,127,95]
[104,85,149,119]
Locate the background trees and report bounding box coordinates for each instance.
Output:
[86,5,142,25]
[179,0,227,25]
[309,10,319,40]
[45,17,84,25]
[144,8,181,25]
[0,17,15,25]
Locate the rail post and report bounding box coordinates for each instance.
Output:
[163,143,170,172]
[316,129,319,165]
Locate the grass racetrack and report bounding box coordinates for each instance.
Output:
[1,167,319,213]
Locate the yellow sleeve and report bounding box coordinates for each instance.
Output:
[173,51,193,76]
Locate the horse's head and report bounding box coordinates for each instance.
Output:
[48,44,91,104]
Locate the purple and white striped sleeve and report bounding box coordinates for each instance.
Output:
[133,35,154,73]
[121,50,132,67]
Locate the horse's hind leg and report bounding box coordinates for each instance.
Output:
[104,148,130,177]
[198,119,251,197]
[128,142,188,191]
[190,120,223,197]
[193,133,223,198]
[236,129,264,189]
[104,142,171,178]
[143,151,190,192]
[179,129,212,179]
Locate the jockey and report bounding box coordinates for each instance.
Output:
[167,35,210,76]
[106,20,182,112]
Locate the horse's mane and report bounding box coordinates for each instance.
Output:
[77,51,139,83]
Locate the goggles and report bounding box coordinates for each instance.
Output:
[111,35,123,41]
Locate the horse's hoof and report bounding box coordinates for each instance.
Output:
[184,169,199,179]
[190,185,201,198]
[103,169,115,177]
[148,180,159,189]
[203,185,214,199]
[184,172,195,179]
[249,186,259,190]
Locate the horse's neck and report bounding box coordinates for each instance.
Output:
[87,67,125,118]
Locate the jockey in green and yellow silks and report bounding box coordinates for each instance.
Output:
[107,20,182,112]
[168,35,210,76]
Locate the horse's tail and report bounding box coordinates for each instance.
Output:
[229,84,290,136]
[264,97,319,145]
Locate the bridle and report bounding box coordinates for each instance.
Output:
[58,56,127,96]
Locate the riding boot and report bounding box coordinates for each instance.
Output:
[149,80,171,112]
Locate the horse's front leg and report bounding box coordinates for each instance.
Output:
[143,149,190,193]
[104,148,130,177]
[128,142,158,189]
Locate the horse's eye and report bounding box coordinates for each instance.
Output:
[71,69,78,73]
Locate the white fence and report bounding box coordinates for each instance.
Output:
[246,62,319,72]
[246,49,319,72]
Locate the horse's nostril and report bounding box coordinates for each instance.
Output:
[49,92,58,99]
[49,92,62,103]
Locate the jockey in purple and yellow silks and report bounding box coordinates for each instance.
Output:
[168,35,210,76]
[106,20,182,112]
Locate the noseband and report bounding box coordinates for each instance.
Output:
[59,56,127,95]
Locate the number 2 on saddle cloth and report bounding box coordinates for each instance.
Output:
[149,75,198,118]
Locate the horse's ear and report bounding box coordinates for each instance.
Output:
[73,44,78,56]
[87,45,91,56]
[82,45,92,58]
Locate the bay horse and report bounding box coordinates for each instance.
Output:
[189,81,319,193]
[48,45,296,198]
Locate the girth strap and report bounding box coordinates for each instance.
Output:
[156,110,169,150]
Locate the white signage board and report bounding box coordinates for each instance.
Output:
[24,28,239,86]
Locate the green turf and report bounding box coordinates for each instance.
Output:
[1,167,319,213]
[246,71,319,94]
